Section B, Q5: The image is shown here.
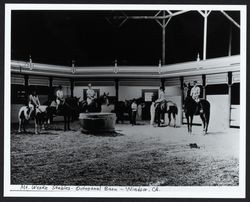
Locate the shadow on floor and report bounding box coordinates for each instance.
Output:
[81,130,125,137]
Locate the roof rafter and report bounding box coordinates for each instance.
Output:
[112,10,190,20]
[221,11,240,29]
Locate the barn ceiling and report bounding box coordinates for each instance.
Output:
[11,10,240,67]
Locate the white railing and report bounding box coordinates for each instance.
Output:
[11,55,240,78]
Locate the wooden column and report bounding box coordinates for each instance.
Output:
[202,74,206,99]
[228,72,232,128]
[70,78,74,97]
[114,78,119,111]
[24,74,29,104]
[228,24,232,56]
[180,76,184,124]
[162,11,166,65]
[49,77,53,100]
[161,78,165,89]
[203,11,208,60]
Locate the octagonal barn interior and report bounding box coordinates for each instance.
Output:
[10,9,241,186]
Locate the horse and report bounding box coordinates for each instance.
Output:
[155,100,178,127]
[79,92,110,113]
[184,96,210,135]
[46,97,80,131]
[115,97,145,124]
[18,105,48,134]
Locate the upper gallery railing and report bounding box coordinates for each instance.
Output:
[11,55,240,78]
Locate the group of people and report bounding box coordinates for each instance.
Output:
[25,80,202,124]
[26,83,97,119]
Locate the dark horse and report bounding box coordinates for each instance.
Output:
[184,96,210,135]
[115,97,145,124]
[46,97,80,131]
[154,98,178,127]
[79,92,109,113]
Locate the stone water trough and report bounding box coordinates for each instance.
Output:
[79,113,116,134]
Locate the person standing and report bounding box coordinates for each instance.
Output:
[150,100,155,126]
[131,99,138,126]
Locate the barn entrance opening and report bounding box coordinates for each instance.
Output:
[141,89,158,120]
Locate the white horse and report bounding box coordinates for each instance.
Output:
[18,105,48,134]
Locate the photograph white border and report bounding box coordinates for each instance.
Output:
[4,4,247,198]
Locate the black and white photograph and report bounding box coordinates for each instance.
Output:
[4,4,246,198]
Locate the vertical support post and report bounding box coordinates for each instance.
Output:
[114,78,119,111]
[49,77,53,100]
[24,75,29,105]
[228,24,232,56]
[180,76,184,124]
[202,74,206,99]
[228,72,232,128]
[161,78,165,89]
[70,78,74,97]
[203,11,208,60]
[162,11,166,65]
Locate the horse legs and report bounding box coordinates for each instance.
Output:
[34,118,38,134]
[129,111,132,124]
[64,116,67,131]
[160,112,165,124]
[205,110,210,134]
[173,113,176,128]
[18,118,22,133]
[121,113,124,124]
[200,113,207,135]
[157,111,161,127]
[168,112,171,126]
[190,115,194,134]
[186,114,193,134]
[186,114,190,133]
[67,116,71,131]
[23,119,27,133]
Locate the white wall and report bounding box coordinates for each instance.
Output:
[118,86,158,101]
[118,86,181,101]
[165,86,182,96]
[63,86,71,97]
[11,104,23,123]
[207,95,229,132]
[230,105,240,127]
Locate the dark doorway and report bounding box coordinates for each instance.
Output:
[141,89,158,120]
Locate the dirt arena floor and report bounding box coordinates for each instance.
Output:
[11,120,239,186]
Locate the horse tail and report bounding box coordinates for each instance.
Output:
[206,101,210,125]
[207,109,210,125]
[174,106,178,115]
